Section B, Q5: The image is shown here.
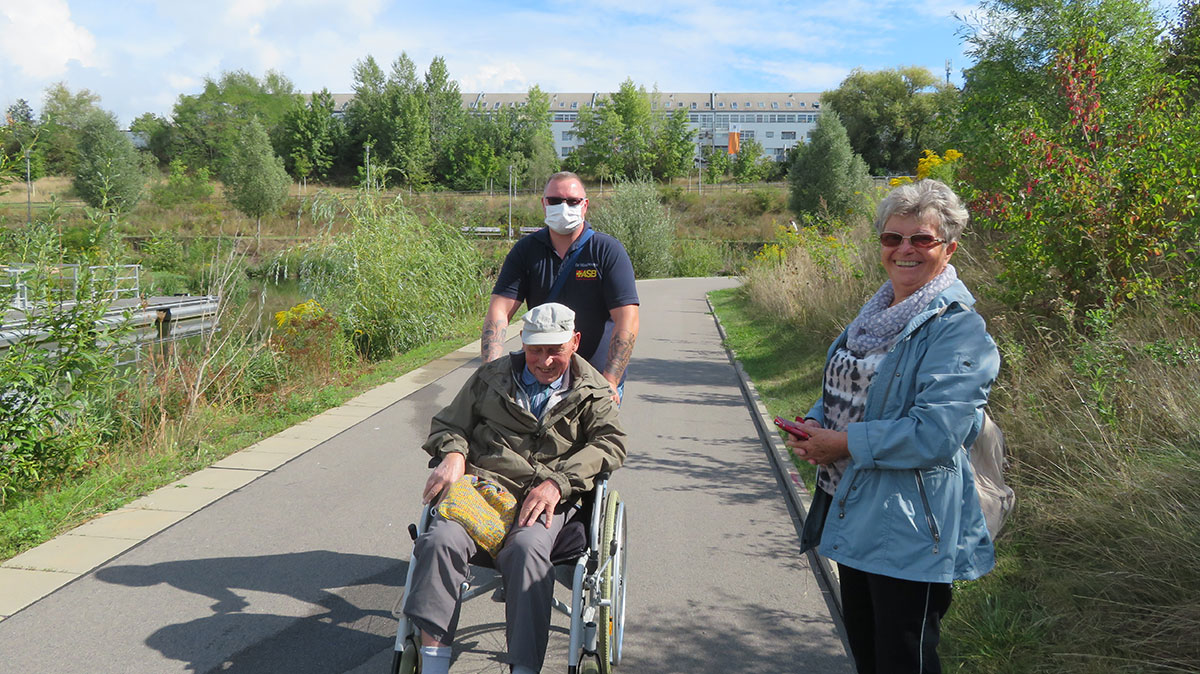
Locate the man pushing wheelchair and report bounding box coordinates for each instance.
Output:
[402,303,627,674]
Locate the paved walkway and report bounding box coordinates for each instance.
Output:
[0,277,850,673]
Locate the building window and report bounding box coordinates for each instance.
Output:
[562,131,573,141]
[718,101,725,107]
[689,114,699,123]
[766,131,774,138]
[772,102,779,109]
[781,131,796,140]
[786,101,793,107]
[758,102,765,108]
[813,102,821,109]
[571,101,578,109]
[739,130,755,140]
[691,102,698,109]
[798,101,806,107]
[561,147,572,157]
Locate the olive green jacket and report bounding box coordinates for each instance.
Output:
[422,353,626,503]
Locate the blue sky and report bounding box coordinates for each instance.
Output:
[1,0,979,127]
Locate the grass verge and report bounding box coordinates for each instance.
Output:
[0,315,481,561]
[708,285,824,491]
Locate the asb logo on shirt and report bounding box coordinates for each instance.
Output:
[575,264,599,280]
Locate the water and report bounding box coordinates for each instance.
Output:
[247,277,308,333]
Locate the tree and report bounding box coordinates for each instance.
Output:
[652,107,696,180]
[3,99,43,181]
[702,145,731,183]
[224,117,290,241]
[279,89,342,184]
[732,138,774,183]
[129,112,176,168]
[1165,0,1200,100]
[788,112,872,220]
[959,0,1199,309]
[73,111,146,213]
[822,67,957,175]
[384,53,433,188]
[439,114,502,191]
[425,56,469,185]
[38,83,103,175]
[572,78,655,179]
[171,70,301,175]
[343,53,433,188]
[958,0,1162,156]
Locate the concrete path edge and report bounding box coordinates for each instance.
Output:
[705,294,843,618]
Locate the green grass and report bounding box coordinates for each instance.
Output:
[708,285,827,490]
[0,315,482,561]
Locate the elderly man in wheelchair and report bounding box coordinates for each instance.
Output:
[395,303,627,674]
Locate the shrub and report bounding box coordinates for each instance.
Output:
[788,111,873,223]
[150,159,213,208]
[672,239,732,277]
[741,219,881,336]
[0,261,130,504]
[295,191,488,360]
[590,178,675,278]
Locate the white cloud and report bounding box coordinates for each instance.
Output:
[0,0,97,79]
[459,62,532,93]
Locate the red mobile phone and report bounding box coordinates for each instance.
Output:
[773,416,810,440]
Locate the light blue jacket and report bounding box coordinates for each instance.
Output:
[800,280,1000,583]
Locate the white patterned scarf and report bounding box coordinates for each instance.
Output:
[845,264,958,356]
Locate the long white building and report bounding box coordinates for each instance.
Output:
[329,91,824,163]
[464,91,823,162]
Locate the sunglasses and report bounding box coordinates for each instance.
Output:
[879,231,946,248]
[545,196,585,206]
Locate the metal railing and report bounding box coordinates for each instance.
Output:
[2,264,141,311]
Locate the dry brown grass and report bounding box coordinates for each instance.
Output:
[0,176,75,203]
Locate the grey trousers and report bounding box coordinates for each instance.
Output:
[403,511,566,671]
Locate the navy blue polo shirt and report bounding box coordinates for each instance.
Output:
[492,223,639,368]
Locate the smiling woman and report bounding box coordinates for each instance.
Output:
[787,178,1000,674]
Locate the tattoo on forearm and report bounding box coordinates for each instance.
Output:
[481,318,508,362]
[604,330,637,379]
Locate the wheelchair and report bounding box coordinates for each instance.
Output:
[390,474,628,674]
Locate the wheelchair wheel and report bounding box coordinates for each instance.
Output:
[597,490,627,672]
[392,635,419,674]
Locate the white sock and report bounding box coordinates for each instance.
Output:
[420,646,452,674]
[511,666,538,674]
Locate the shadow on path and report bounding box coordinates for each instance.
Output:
[96,551,403,673]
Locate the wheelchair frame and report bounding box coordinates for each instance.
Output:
[390,475,627,674]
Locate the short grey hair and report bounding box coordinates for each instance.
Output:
[873,179,969,243]
[544,171,585,194]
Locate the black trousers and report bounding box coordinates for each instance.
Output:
[838,563,953,674]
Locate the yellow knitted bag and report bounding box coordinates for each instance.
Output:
[435,475,518,557]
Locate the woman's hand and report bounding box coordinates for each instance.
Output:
[784,419,851,466]
[423,452,466,504]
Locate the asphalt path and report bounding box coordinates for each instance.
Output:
[0,277,850,673]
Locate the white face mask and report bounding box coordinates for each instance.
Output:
[544,202,585,235]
